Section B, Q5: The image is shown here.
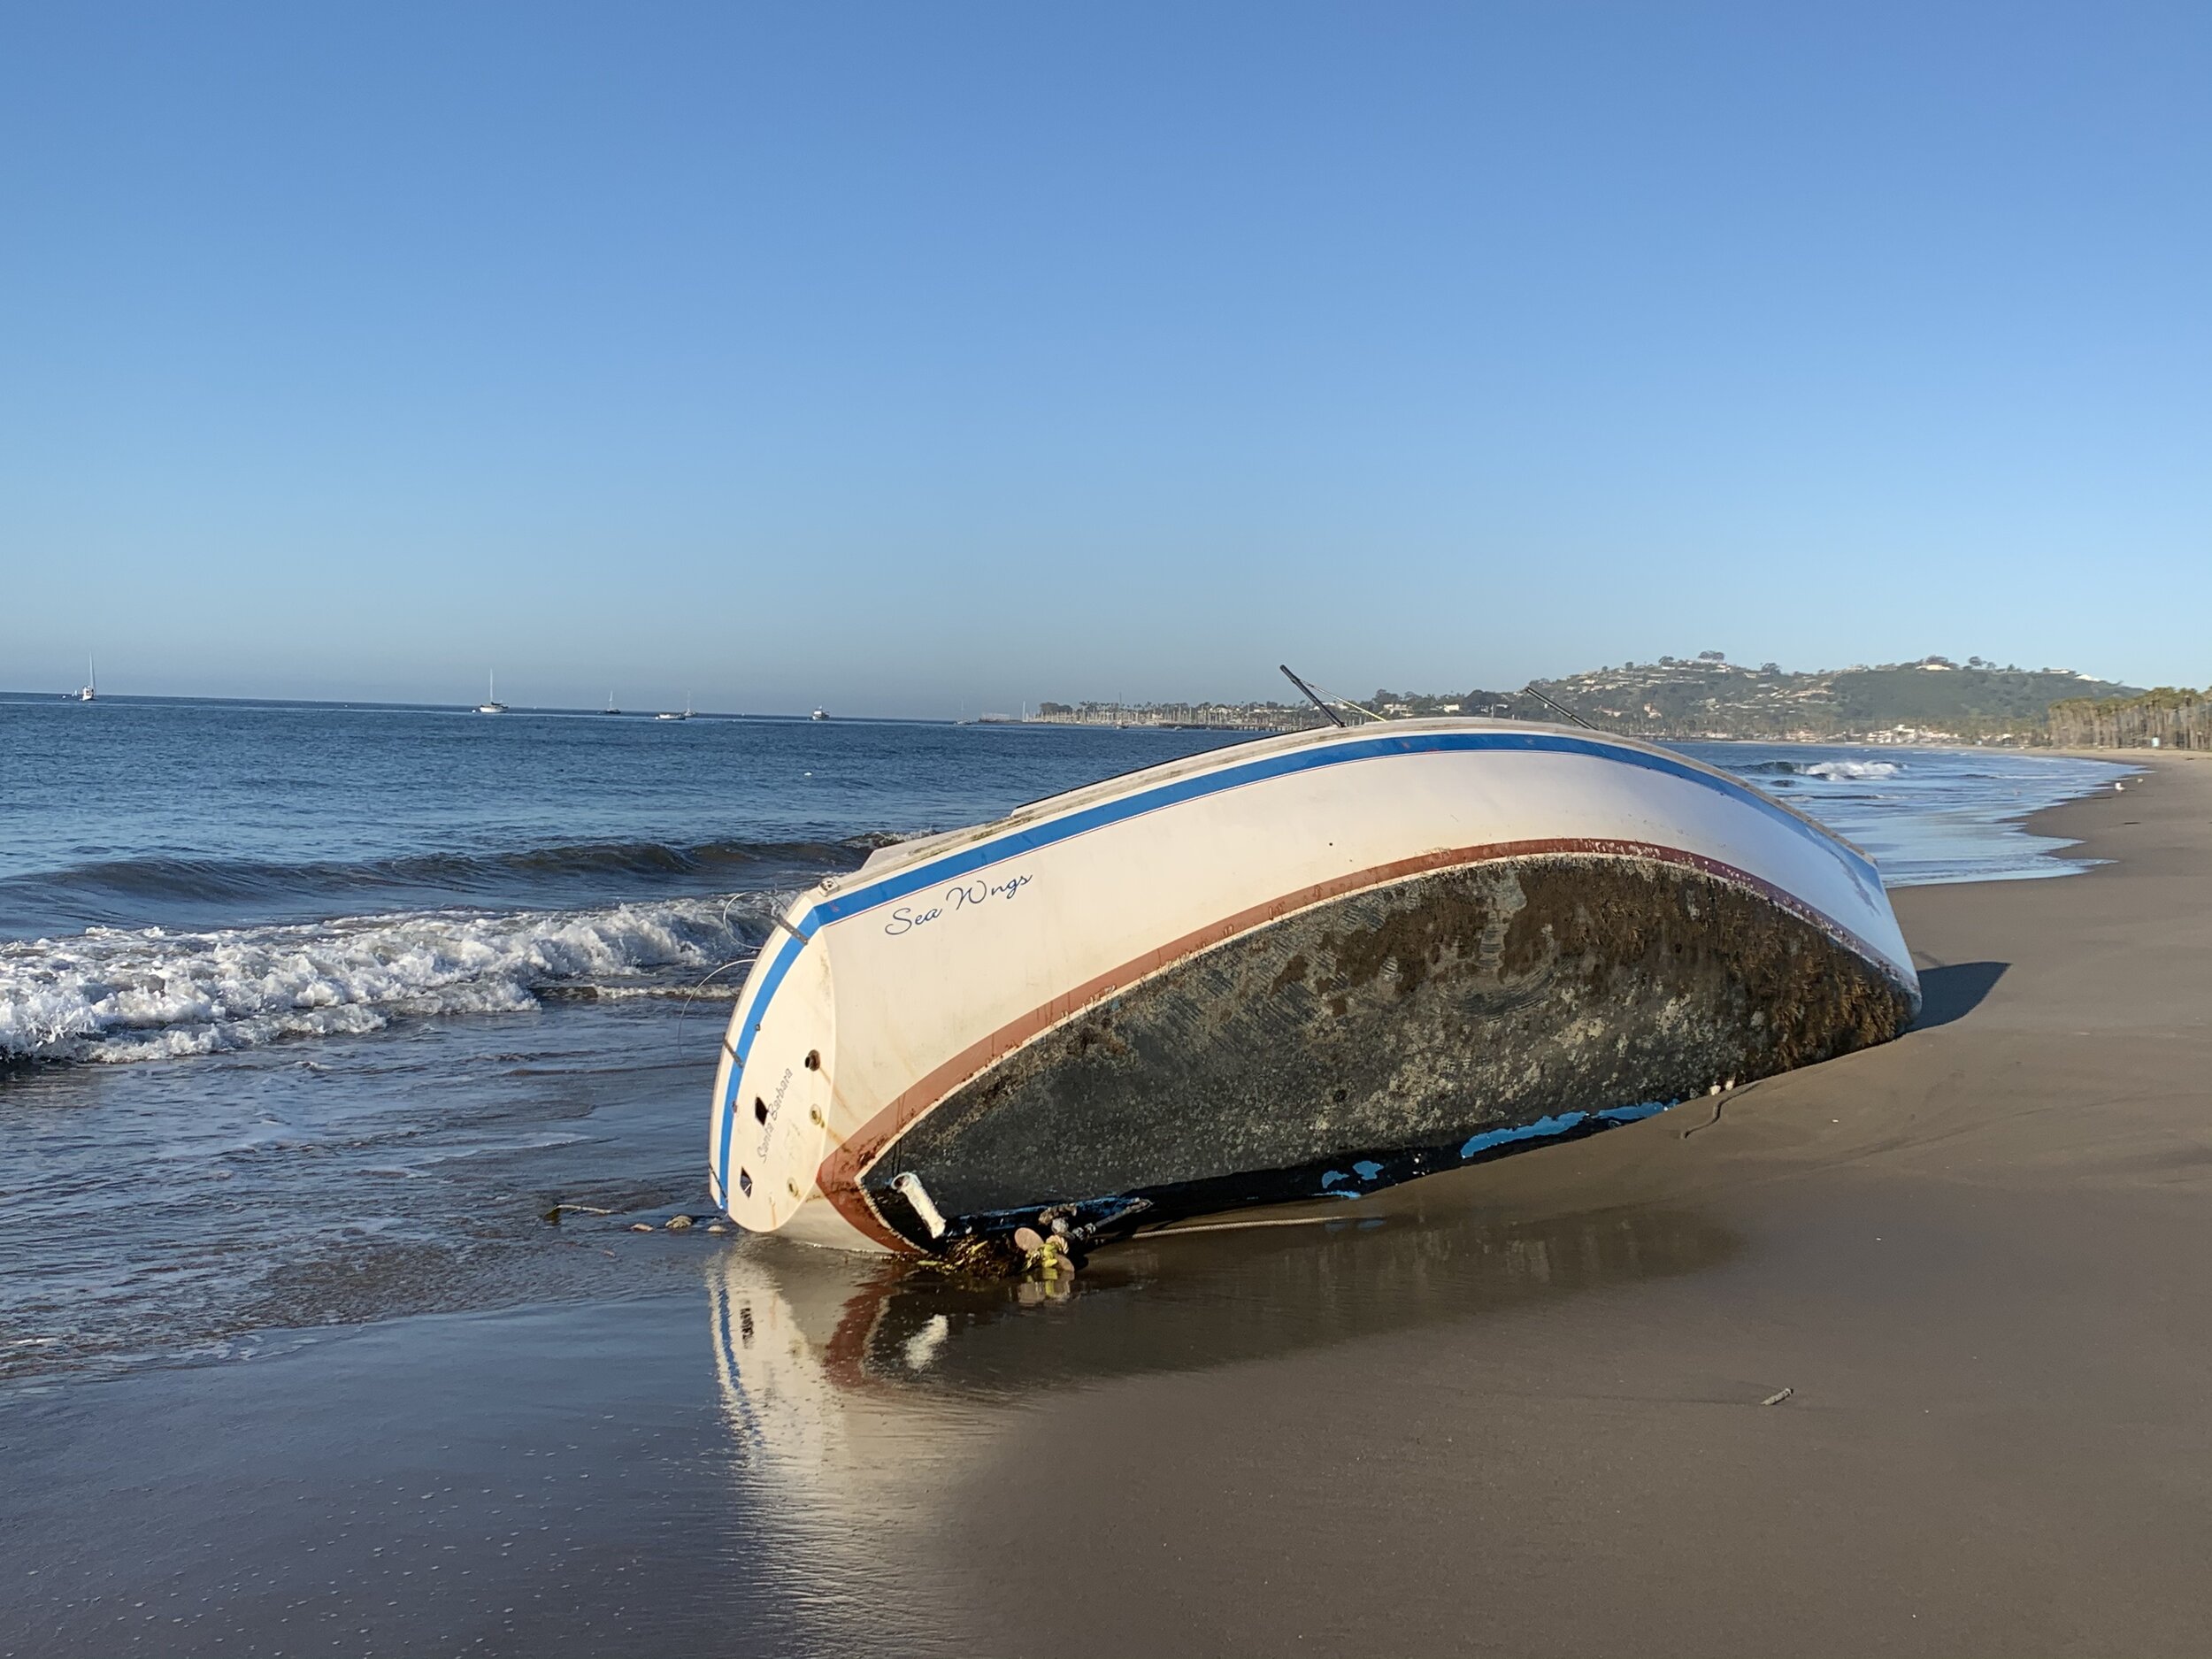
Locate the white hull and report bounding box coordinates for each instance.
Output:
[709,718,1918,1255]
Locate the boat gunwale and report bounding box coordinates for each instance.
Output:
[851,717,1880,887]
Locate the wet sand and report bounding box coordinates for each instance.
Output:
[4,757,2205,1656]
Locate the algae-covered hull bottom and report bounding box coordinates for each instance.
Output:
[710,721,1921,1255]
[867,852,1912,1241]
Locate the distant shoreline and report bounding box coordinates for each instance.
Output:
[9,687,2196,754]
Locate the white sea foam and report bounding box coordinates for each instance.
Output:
[1799,760,1903,780]
[0,897,766,1064]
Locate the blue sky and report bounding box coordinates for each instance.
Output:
[4,3,2206,714]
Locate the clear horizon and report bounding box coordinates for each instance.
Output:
[5,4,2207,717]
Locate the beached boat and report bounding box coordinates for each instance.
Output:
[708,717,1921,1256]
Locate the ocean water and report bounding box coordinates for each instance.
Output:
[1690,740,2135,887]
[0,696,2131,1383]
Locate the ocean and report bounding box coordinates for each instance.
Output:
[0,695,2131,1386]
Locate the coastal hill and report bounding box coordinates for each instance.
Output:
[1514,654,2139,742]
[1035,655,2140,743]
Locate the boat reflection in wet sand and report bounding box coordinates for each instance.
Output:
[705,1196,1740,1540]
[708,717,1919,1261]
[710,1199,1740,1409]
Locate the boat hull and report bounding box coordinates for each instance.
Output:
[710,721,1919,1254]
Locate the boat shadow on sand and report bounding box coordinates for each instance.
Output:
[1908,959,2008,1031]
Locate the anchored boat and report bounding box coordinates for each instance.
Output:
[708,718,1919,1256]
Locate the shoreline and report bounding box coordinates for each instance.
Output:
[5,759,2208,1655]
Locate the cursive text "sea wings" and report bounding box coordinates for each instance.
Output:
[882,872,1033,936]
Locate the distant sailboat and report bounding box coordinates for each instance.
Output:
[657,695,693,722]
[603,691,623,716]
[75,654,96,703]
[477,672,509,715]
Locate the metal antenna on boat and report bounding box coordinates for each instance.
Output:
[1518,683,1601,731]
[1279,664,1345,727]
[1291,669,1392,725]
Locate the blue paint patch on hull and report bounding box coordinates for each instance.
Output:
[1460,1111,1587,1158]
[1457,1101,1676,1162]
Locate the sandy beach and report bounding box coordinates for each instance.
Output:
[935,753,2212,1655]
[4,756,2206,1656]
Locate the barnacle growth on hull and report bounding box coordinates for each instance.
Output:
[865,854,1916,1256]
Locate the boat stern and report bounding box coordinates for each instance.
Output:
[709,899,868,1246]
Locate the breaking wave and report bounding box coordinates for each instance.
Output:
[1740,759,1904,781]
[0,895,773,1064]
[1801,760,1904,780]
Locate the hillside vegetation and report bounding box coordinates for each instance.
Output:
[1375,655,2139,742]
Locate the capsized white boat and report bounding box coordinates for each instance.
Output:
[708,717,1920,1256]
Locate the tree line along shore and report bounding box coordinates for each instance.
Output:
[2048,686,2212,750]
